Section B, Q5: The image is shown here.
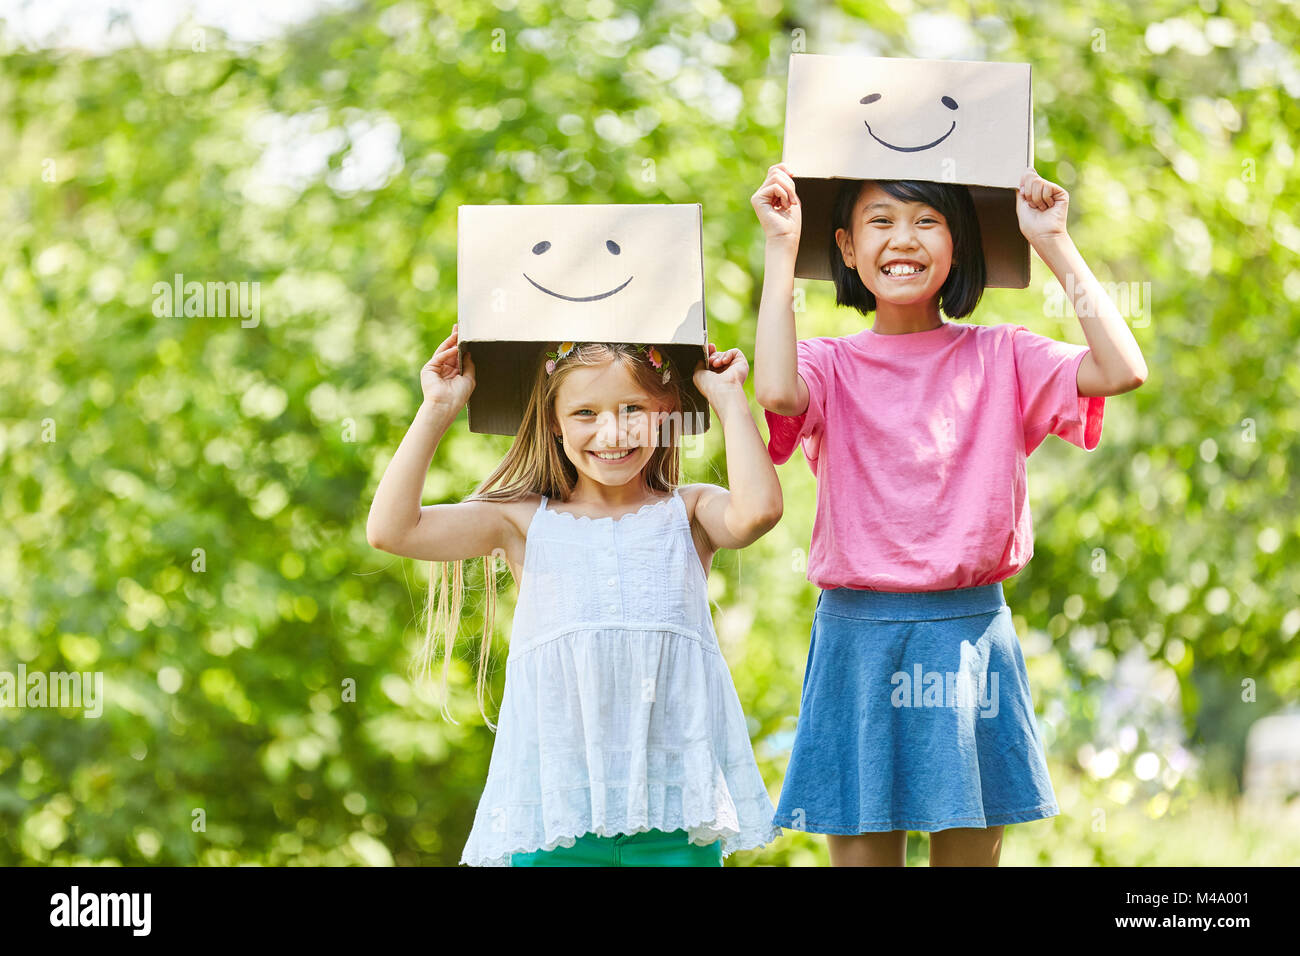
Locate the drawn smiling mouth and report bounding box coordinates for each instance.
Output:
[864,121,956,152]
[522,273,634,302]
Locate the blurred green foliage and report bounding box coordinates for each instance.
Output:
[1,0,1298,865]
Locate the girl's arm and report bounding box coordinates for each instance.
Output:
[751,163,810,416]
[1018,168,1150,397]
[365,326,512,562]
[687,346,783,550]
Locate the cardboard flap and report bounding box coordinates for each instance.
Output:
[456,204,710,437]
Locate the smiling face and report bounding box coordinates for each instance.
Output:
[457,205,704,365]
[834,182,954,306]
[523,238,633,302]
[859,92,959,152]
[781,55,1031,194]
[549,357,668,493]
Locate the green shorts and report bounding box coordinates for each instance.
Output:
[510,829,723,867]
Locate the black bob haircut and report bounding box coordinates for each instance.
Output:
[829,179,987,319]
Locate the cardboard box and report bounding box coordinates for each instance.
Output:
[782,53,1033,288]
[456,203,711,436]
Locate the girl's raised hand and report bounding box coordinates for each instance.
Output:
[693,343,748,404]
[1016,167,1069,245]
[420,323,476,410]
[750,162,801,242]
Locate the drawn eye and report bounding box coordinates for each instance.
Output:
[860,93,881,105]
[532,241,551,254]
[941,96,958,110]
[606,240,620,255]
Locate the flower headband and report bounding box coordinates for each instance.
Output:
[544,342,673,384]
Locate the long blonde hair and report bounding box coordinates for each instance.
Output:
[414,342,689,730]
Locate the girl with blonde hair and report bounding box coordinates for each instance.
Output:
[367,326,784,866]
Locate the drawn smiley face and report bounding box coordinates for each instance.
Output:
[522,238,633,302]
[859,92,959,152]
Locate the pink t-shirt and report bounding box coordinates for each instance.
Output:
[765,320,1105,592]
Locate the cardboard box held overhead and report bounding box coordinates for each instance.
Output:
[456,204,710,437]
[782,53,1034,289]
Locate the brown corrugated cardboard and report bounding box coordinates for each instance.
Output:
[782,53,1034,288]
[456,203,710,437]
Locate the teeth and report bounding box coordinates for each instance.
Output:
[884,264,924,276]
[592,449,632,460]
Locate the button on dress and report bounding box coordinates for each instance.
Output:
[459,488,782,866]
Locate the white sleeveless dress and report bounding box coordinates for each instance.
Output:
[459,487,782,866]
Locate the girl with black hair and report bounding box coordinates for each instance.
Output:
[751,164,1147,866]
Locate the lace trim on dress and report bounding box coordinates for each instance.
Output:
[540,488,679,524]
[469,818,785,867]
[462,778,785,867]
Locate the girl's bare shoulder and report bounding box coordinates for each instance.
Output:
[677,482,720,520]
[495,493,546,538]
[447,494,544,543]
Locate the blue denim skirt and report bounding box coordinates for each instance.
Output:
[773,582,1059,834]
